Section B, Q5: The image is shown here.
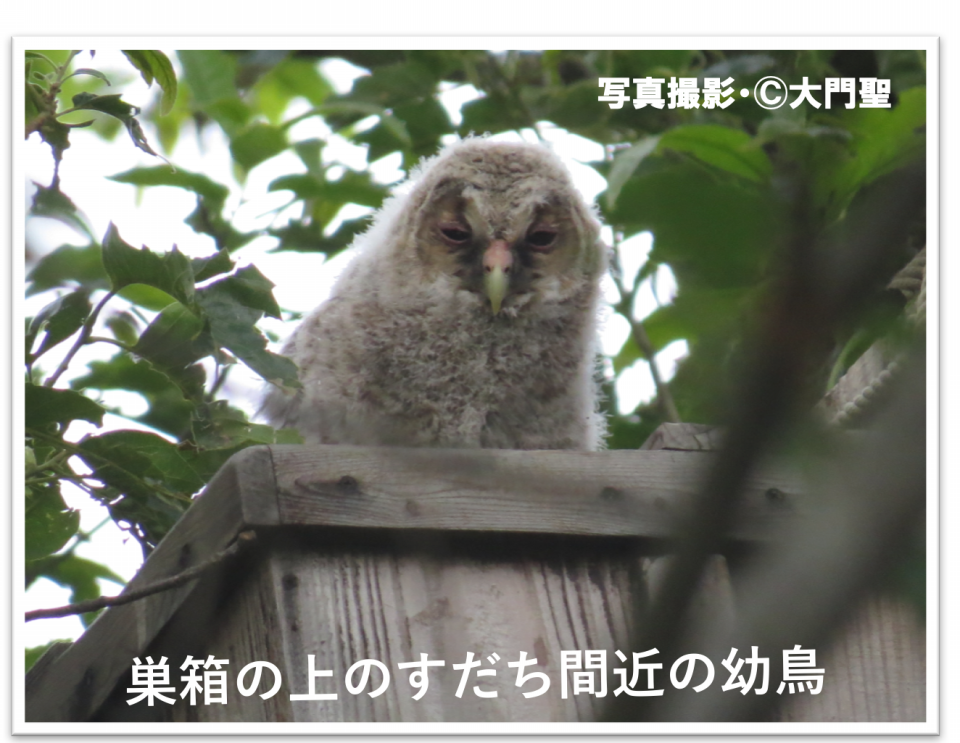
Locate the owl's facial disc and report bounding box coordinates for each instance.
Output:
[420,184,589,316]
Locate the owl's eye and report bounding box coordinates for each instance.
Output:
[439,222,472,246]
[526,228,558,252]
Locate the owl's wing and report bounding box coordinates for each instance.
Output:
[258,297,371,445]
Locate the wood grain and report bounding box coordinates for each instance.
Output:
[141,534,645,722]
[267,445,805,542]
[25,437,923,724]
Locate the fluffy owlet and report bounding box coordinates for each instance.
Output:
[261,138,607,450]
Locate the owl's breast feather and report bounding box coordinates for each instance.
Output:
[342,295,600,449]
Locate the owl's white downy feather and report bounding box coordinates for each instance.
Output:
[261,138,608,450]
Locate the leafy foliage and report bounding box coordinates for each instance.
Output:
[24,48,926,663]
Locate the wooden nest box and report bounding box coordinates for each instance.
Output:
[25,423,925,724]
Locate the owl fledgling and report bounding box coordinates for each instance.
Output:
[262,138,608,450]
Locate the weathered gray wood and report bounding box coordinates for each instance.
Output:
[267,446,805,542]
[30,438,924,724]
[779,594,926,722]
[142,535,644,722]
[233,445,281,526]
[640,422,725,452]
[26,444,803,723]
[638,418,926,724]
[24,445,273,723]
[794,342,927,721]
[24,641,71,700]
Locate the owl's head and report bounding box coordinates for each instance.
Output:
[373,139,605,317]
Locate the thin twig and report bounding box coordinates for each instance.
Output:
[608,238,681,423]
[25,448,71,479]
[25,530,257,622]
[44,290,116,388]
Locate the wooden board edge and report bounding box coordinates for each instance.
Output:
[24,448,250,722]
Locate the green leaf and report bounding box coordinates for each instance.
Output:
[27,289,91,360]
[268,215,370,254]
[76,433,193,548]
[540,80,614,134]
[25,383,106,429]
[203,98,252,137]
[27,244,109,296]
[185,197,256,252]
[125,117,160,157]
[27,552,125,625]
[122,50,178,115]
[101,223,195,307]
[25,482,79,561]
[27,553,124,593]
[392,96,453,155]
[25,51,58,66]
[70,93,160,156]
[830,86,926,212]
[878,50,927,94]
[192,400,276,449]
[25,76,43,124]
[72,355,195,438]
[610,49,699,79]
[132,303,212,385]
[177,50,249,135]
[196,277,300,388]
[29,183,95,241]
[117,284,180,311]
[69,67,111,85]
[612,334,642,374]
[275,428,305,445]
[223,265,282,318]
[178,50,238,107]
[347,61,437,108]
[658,125,772,182]
[354,119,409,163]
[605,137,660,210]
[641,287,751,352]
[189,402,304,480]
[191,249,235,282]
[107,169,252,250]
[293,138,325,177]
[459,93,529,136]
[104,310,140,347]
[79,430,206,497]
[108,489,186,550]
[229,123,288,171]
[39,118,71,163]
[320,100,387,133]
[269,170,386,208]
[254,58,332,123]
[108,165,230,204]
[605,161,781,290]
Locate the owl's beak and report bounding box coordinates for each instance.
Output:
[483,239,513,315]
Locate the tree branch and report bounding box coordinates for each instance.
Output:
[25,530,257,622]
[44,290,117,388]
[609,239,681,423]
